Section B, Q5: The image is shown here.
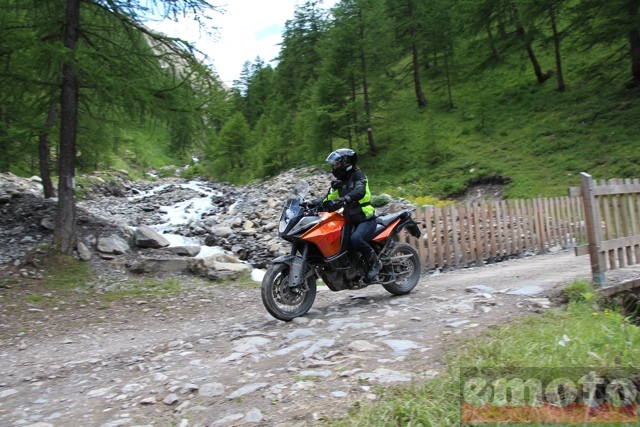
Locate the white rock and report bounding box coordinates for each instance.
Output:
[199,383,224,397]
[227,383,268,400]
[347,340,379,352]
[244,408,264,423]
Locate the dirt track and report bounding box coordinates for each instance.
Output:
[3,250,634,427]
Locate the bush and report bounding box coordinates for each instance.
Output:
[563,280,598,304]
[156,166,177,178]
[182,164,205,179]
[370,194,391,207]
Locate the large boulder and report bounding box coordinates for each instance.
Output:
[166,246,201,257]
[189,253,251,280]
[135,225,170,249]
[129,257,191,274]
[208,226,234,238]
[97,234,130,255]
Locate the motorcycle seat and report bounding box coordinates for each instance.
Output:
[375,211,404,227]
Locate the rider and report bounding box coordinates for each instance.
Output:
[320,148,382,281]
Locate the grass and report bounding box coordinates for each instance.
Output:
[101,277,182,301]
[2,248,257,312]
[340,34,640,201]
[327,282,640,426]
[2,250,185,310]
[40,251,93,291]
[217,270,260,288]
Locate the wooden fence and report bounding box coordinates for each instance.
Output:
[398,196,588,271]
[569,172,640,286]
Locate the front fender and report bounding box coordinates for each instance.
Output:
[271,254,307,287]
[271,254,299,266]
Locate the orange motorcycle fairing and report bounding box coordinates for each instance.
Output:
[301,211,345,258]
[372,218,399,243]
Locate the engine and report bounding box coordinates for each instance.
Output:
[318,252,368,291]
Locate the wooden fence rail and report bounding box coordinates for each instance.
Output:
[396,172,640,288]
[569,173,640,286]
[397,196,588,271]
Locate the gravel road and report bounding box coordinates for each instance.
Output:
[0,249,616,427]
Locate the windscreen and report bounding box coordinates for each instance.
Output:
[279,180,310,234]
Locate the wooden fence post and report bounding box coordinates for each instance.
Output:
[580,172,606,287]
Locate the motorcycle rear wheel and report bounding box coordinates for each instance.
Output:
[382,243,421,295]
[261,263,317,321]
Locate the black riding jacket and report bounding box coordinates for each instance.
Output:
[324,169,375,224]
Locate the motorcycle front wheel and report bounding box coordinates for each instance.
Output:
[261,263,317,321]
[382,242,421,295]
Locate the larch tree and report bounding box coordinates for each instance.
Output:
[54,0,222,253]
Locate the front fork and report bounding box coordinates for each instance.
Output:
[289,242,309,288]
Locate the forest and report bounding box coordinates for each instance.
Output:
[1,0,640,252]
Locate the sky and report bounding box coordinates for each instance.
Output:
[149,0,338,87]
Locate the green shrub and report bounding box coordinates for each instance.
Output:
[156,166,177,178]
[563,280,598,304]
[370,194,391,207]
[182,164,205,179]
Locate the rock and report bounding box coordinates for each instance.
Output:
[166,246,201,257]
[0,388,18,398]
[506,285,544,296]
[450,302,475,313]
[226,383,268,400]
[244,408,264,423]
[208,226,234,238]
[446,320,471,328]
[380,339,421,353]
[96,234,130,255]
[189,253,251,279]
[199,383,225,397]
[129,257,190,274]
[357,368,412,383]
[301,338,335,359]
[163,394,179,405]
[347,340,379,352]
[40,217,55,230]
[465,285,496,293]
[139,396,157,405]
[299,369,332,378]
[135,225,170,248]
[77,241,92,261]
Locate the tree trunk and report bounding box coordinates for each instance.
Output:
[409,0,427,107]
[444,49,454,109]
[487,25,500,60]
[512,3,545,83]
[55,0,80,254]
[361,51,376,154]
[39,104,57,198]
[411,43,428,107]
[358,10,377,155]
[630,0,640,85]
[349,74,357,146]
[549,2,565,92]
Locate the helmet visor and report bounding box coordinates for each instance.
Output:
[326,152,342,164]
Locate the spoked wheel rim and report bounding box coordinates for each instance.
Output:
[382,243,421,296]
[261,263,316,321]
[389,250,416,286]
[271,270,306,307]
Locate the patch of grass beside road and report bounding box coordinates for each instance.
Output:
[328,282,640,426]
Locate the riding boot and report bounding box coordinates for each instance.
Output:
[365,251,382,281]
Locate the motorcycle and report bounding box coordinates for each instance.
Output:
[261,180,423,321]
